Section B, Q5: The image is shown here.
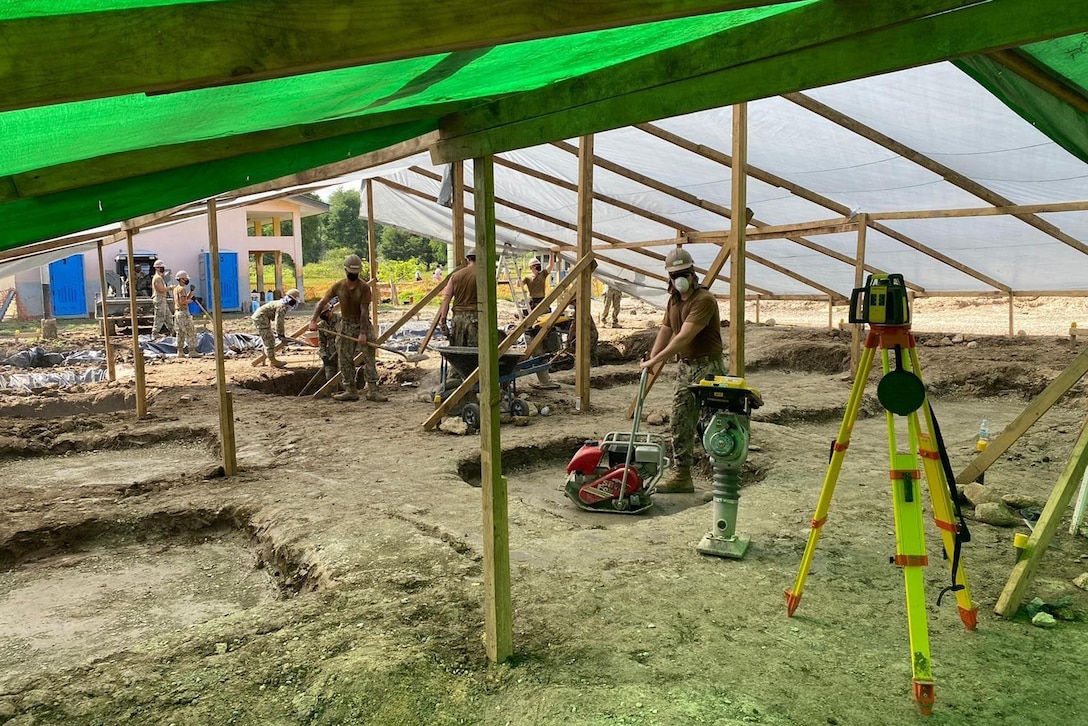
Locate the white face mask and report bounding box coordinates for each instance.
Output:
[672,275,691,294]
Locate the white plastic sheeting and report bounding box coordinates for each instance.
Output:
[357,62,1088,308]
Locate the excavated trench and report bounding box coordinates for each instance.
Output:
[0,506,327,674]
[240,363,426,396]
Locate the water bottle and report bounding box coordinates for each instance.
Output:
[977,419,989,452]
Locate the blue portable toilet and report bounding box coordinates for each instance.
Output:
[48,254,87,317]
[201,251,240,312]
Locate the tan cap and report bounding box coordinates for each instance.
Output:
[285,288,301,300]
[664,247,694,273]
[153,259,165,269]
[343,254,363,272]
[175,270,189,280]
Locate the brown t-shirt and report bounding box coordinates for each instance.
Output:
[663,286,722,359]
[329,279,371,323]
[449,264,478,314]
[524,272,547,299]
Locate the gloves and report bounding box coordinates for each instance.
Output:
[189,284,195,292]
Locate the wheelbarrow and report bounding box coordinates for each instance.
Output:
[435,345,553,430]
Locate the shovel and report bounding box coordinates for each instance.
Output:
[296,328,428,363]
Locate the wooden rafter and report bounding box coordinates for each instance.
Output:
[432,0,1088,162]
[636,121,1002,291]
[987,49,1088,116]
[407,166,773,294]
[554,136,869,296]
[1,1,796,112]
[785,92,1088,260]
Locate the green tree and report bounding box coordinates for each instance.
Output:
[379,226,447,267]
[321,189,367,257]
[299,193,327,264]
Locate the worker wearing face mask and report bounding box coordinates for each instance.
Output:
[252,288,302,368]
[309,254,386,403]
[640,248,726,493]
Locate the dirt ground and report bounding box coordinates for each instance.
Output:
[1,297,1088,726]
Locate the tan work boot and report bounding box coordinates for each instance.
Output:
[657,466,694,493]
[332,387,360,402]
[268,355,286,369]
[365,387,388,402]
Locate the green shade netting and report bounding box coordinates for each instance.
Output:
[0,4,808,178]
[955,34,1088,165]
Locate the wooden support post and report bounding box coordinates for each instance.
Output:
[474,155,513,664]
[729,103,747,377]
[1008,293,1015,336]
[755,296,761,325]
[995,417,1088,617]
[274,250,284,297]
[423,256,592,427]
[851,214,868,376]
[366,179,381,334]
[207,200,238,476]
[452,160,466,265]
[124,230,147,418]
[575,135,594,412]
[827,297,833,331]
[956,345,1088,488]
[96,240,116,382]
[255,252,265,300]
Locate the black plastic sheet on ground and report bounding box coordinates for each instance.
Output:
[378,320,445,353]
[138,331,262,358]
[0,368,110,392]
[2,346,66,368]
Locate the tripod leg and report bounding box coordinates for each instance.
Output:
[785,343,877,616]
[891,455,936,716]
[919,431,978,630]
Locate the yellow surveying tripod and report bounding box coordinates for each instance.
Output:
[784,274,977,716]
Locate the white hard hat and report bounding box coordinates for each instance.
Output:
[285,288,301,300]
[175,270,189,279]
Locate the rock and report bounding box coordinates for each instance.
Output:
[972,501,1018,526]
[1017,329,1028,337]
[512,416,530,427]
[1031,612,1057,628]
[215,642,229,655]
[499,412,513,424]
[963,482,1001,506]
[940,336,954,346]
[1002,493,1045,510]
[951,334,965,343]
[40,318,58,339]
[524,401,539,417]
[923,338,941,347]
[438,417,469,435]
[1073,573,1088,591]
[966,341,979,349]
[179,394,193,403]
[647,413,667,426]
[764,318,776,326]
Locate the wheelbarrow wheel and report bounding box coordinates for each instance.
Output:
[462,403,481,430]
[510,398,530,417]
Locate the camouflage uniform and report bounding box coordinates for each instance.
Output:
[252,299,288,358]
[338,318,380,390]
[671,354,728,468]
[317,312,341,384]
[600,286,622,326]
[451,311,479,347]
[152,272,173,335]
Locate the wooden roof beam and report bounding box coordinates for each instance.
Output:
[987,49,1088,116]
[637,121,1005,291]
[785,92,1088,260]
[432,0,1088,162]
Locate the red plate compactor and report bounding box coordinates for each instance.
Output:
[564,367,670,514]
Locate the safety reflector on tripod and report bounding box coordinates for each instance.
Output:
[877,369,925,415]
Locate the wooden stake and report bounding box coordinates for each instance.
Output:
[124,230,147,419]
[827,297,833,331]
[755,297,761,325]
[255,251,265,300]
[995,417,1088,617]
[955,345,1088,488]
[851,214,868,376]
[96,240,116,382]
[1008,293,1015,337]
[729,102,747,377]
[452,160,466,265]
[474,155,513,664]
[417,307,443,355]
[575,135,594,412]
[366,179,380,334]
[207,200,238,476]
